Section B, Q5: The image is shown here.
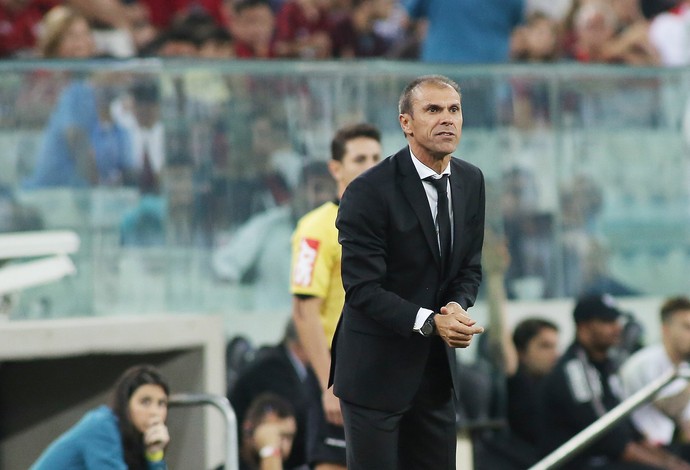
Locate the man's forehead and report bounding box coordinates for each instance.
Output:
[410,83,461,105]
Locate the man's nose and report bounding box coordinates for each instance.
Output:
[439,110,454,123]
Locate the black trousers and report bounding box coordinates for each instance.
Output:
[340,366,457,470]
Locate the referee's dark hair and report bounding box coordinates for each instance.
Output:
[512,317,559,353]
[331,123,381,162]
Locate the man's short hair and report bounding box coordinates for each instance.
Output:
[573,294,623,324]
[512,317,559,353]
[330,123,381,162]
[660,296,690,323]
[398,75,461,116]
[235,0,272,15]
[244,392,294,429]
[131,79,160,103]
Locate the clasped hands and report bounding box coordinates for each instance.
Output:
[143,420,170,455]
[434,302,484,348]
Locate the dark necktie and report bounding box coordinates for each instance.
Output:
[139,147,158,194]
[425,175,452,274]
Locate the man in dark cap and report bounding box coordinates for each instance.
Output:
[537,294,690,470]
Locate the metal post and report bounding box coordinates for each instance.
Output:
[169,392,239,470]
[529,367,680,470]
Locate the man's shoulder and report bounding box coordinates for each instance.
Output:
[294,201,338,239]
[364,148,407,177]
[351,147,413,188]
[297,201,337,225]
[543,344,580,386]
[620,344,669,378]
[450,156,483,178]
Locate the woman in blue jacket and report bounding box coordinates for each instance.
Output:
[30,364,170,470]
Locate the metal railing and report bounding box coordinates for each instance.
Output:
[168,392,239,470]
[529,366,690,470]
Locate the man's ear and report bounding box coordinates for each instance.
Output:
[399,113,412,136]
[327,159,341,181]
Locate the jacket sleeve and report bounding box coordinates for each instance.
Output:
[336,176,420,336]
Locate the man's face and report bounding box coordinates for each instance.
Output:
[399,82,463,161]
[258,412,297,461]
[235,5,275,45]
[520,327,560,376]
[582,318,623,353]
[330,136,381,191]
[134,101,160,129]
[663,309,690,361]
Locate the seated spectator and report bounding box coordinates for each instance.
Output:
[511,12,562,62]
[212,161,335,312]
[648,0,690,66]
[539,294,690,470]
[113,79,165,194]
[230,320,313,469]
[482,229,560,447]
[568,0,659,65]
[12,5,99,127]
[30,364,170,470]
[240,393,299,470]
[37,4,97,58]
[507,318,560,446]
[330,0,393,58]
[620,297,690,457]
[198,25,235,58]
[500,167,557,298]
[134,0,225,30]
[231,0,277,58]
[23,73,135,188]
[274,0,333,58]
[404,0,524,64]
[0,0,58,58]
[140,21,200,57]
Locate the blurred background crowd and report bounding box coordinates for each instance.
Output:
[2,1,690,468]
[0,0,688,65]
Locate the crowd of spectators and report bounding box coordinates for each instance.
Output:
[1,0,688,65]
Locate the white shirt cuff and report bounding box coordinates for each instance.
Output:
[413,308,434,331]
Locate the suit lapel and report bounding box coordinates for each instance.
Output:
[395,148,442,269]
[449,159,466,278]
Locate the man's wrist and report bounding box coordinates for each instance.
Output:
[419,313,436,337]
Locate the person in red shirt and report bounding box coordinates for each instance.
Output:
[231,0,277,58]
[136,0,225,29]
[274,0,332,58]
[330,0,393,58]
[0,0,59,57]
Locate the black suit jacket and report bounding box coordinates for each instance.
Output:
[329,147,485,412]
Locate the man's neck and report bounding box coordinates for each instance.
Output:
[408,143,451,174]
[663,338,684,365]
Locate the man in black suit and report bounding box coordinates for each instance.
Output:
[329,74,486,469]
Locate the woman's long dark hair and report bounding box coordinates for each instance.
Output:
[110,365,170,470]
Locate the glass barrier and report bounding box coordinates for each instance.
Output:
[1,60,689,321]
